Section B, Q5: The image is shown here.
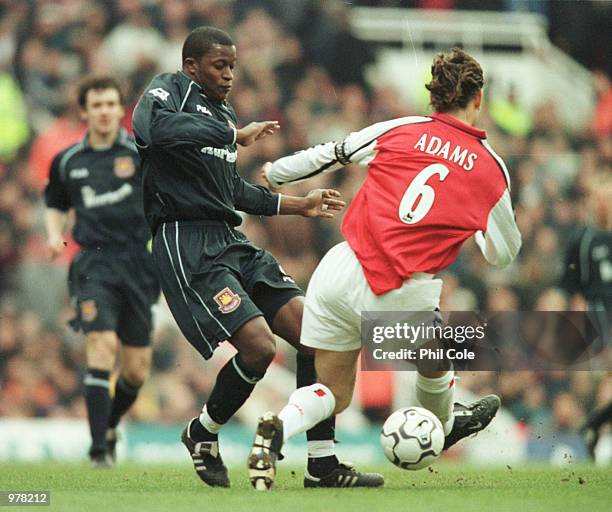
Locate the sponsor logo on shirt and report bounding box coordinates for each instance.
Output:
[114,156,136,178]
[201,146,237,163]
[214,287,241,314]
[196,104,212,116]
[69,168,89,179]
[148,88,170,101]
[81,183,133,208]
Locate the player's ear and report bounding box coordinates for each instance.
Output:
[473,89,483,110]
[79,106,88,122]
[183,57,196,75]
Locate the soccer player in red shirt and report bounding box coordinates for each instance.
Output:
[248,48,522,489]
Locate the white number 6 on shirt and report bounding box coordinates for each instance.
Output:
[398,163,450,224]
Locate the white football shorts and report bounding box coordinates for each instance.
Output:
[301,241,444,352]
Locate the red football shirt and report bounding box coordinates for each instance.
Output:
[341,114,509,294]
[268,113,517,295]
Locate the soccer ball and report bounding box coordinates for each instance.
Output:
[380,407,444,470]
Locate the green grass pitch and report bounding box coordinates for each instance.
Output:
[1,463,610,512]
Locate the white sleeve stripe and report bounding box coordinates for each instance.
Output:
[231,127,237,145]
[480,139,511,190]
[179,81,195,112]
[276,193,282,215]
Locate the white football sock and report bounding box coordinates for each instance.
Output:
[199,404,222,434]
[307,440,335,458]
[278,384,335,442]
[416,370,455,435]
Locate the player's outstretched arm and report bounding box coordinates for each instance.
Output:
[234,168,344,218]
[264,117,431,189]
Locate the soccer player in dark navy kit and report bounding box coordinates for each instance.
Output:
[562,172,612,324]
[44,76,160,468]
[562,172,612,458]
[132,26,382,488]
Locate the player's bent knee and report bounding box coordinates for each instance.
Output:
[232,317,277,372]
[271,296,304,347]
[122,365,149,388]
[86,331,117,370]
[239,335,276,373]
[123,373,146,389]
[316,378,351,414]
[252,342,276,370]
[122,348,152,387]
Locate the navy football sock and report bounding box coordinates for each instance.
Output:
[586,401,612,431]
[190,355,264,442]
[84,368,111,455]
[108,376,140,429]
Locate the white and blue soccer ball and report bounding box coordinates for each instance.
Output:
[380,407,445,470]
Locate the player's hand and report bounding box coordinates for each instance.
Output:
[301,189,346,218]
[260,162,281,192]
[236,121,280,147]
[47,236,66,261]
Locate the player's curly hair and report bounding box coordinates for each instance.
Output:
[425,48,484,113]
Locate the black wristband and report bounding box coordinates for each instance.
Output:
[334,141,351,165]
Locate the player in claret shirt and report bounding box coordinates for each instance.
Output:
[249,48,522,489]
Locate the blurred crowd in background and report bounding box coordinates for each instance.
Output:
[0,0,611,443]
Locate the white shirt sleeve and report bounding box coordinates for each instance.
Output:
[265,116,432,189]
[474,189,522,268]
